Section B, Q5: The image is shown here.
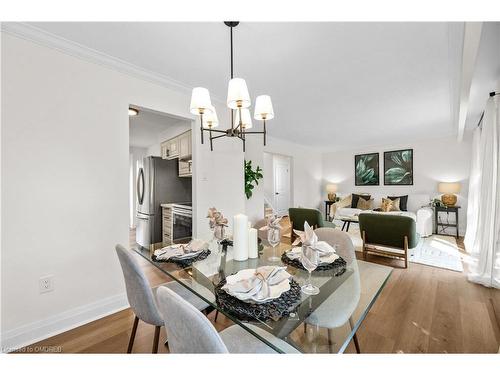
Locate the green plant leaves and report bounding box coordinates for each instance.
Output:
[384,167,410,183]
[244,160,263,199]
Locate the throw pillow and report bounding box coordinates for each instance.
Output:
[390,197,401,211]
[357,197,373,210]
[388,195,408,211]
[351,193,371,208]
[381,198,393,212]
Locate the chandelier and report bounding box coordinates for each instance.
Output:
[189,21,274,152]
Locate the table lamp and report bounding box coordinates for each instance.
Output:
[438,182,461,206]
[326,184,338,201]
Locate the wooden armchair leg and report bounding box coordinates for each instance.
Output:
[362,231,367,260]
[404,236,409,269]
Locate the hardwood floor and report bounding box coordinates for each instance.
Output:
[18,231,500,354]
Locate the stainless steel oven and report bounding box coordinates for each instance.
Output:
[172,204,192,243]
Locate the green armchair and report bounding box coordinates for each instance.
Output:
[358,213,418,268]
[288,208,335,240]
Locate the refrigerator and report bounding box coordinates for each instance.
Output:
[136,156,192,249]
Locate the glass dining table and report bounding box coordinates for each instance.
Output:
[132,239,393,353]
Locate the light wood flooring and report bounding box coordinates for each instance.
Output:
[18,224,500,354]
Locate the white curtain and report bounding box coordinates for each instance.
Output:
[464,95,500,288]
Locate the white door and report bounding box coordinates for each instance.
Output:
[274,157,291,216]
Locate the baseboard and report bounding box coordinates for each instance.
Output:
[1,293,129,352]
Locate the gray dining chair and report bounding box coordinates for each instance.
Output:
[114,244,214,353]
[303,228,361,353]
[156,286,300,353]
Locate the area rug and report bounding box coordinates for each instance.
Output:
[334,221,463,272]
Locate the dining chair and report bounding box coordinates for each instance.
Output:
[303,228,361,353]
[156,286,300,353]
[114,244,214,353]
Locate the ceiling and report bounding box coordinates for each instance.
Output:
[28,22,467,149]
[129,107,189,148]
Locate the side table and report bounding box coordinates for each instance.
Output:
[324,200,335,220]
[434,205,460,238]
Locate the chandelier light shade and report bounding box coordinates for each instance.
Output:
[234,108,253,129]
[190,22,273,151]
[205,105,219,128]
[227,78,251,109]
[254,95,274,120]
[190,87,213,115]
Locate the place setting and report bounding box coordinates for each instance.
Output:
[152,239,211,267]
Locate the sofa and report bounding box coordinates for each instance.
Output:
[330,193,433,237]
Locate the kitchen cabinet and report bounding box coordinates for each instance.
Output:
[178,131,192,160]
[162,206,173,246]
[166,138,179,159]
[178,159,192,177]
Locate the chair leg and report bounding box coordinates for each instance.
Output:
[303,322,307,334]
[152,326,160,353]
[404,236,409,269]
[127,316,139,353]
[214,310,219,322]
[327,328,333,353]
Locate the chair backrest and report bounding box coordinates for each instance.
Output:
[314,227,356,264]
[156,286,229,353]
[288,208,324,231]
[115,244,163,326]
[358,213,418,249]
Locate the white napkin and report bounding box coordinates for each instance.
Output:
[290,221,339,265]
[153,239,209,260]
[222,266,291,303]
[286,246,339,265]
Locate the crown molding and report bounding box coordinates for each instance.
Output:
[1,22,196,96]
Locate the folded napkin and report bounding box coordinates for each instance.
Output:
[286,247,339,265]
[222,266,291,303]
[153,239,209,261]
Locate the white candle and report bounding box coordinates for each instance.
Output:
[233,214,249,261]
[248,228,258,258]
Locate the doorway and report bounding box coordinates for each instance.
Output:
[263,152,292,217]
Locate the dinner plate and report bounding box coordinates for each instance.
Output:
[223,268,291,304]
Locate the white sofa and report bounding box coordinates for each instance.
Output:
[331,193,433,237]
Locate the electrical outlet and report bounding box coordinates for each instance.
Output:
[39,275,54,294]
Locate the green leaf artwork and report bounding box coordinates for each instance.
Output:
[244,160,263,199]
[384,149,413,185]
[355,153,379,186]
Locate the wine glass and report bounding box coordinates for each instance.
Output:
[267,226,281,262]
[301,245,319,295]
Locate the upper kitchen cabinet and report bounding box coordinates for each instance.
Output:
[178,130,192,160]
[161,137,179,160]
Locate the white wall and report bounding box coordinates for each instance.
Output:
[1,32,244,349]
[321,135,473,235]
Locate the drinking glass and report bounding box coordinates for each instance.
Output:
[301,245,319,295]
[267,226,281,262]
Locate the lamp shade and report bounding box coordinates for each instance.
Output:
[326,184,338,193]
[204,105,219,128]
[227,78,251,109]
[190,87,213,115]
[254,95,274,120]
[234,108,252,129]
[438,182,461,194]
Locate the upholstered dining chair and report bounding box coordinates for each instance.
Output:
[114,244,214,353]
[303,228,361,353]
[156,286,300,353]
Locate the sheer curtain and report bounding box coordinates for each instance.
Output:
[464,95,500,288]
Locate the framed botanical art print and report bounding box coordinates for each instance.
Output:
[355,153,379,186]
[384,149,413,185]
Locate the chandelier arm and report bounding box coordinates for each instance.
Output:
[211,133,229,141]
[263,119,267,146]
[209,128,213,151]
[200,113,204,144]
[208,129,227,134]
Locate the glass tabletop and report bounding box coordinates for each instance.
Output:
[132,239,392,353]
